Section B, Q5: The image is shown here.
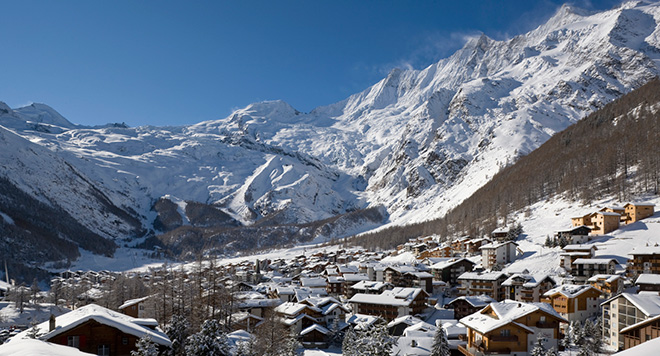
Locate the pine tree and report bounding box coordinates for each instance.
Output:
[430,326,450,356]
[530,338,546,356]
[282,329,301,356]
[328,317,344,347]
[185,319,230,356]
[164,314,190,356]
[131,335,158,356]
[25,321,40,339]
[342,326,357,356]
[545,347,559,356]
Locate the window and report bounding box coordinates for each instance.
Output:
[98,345,110,356]
[500,329,510,337]
[67,336,79,348]
[122,337,128,345]
[540,316,546,323]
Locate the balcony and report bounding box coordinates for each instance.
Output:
[536,321,559,329]
[459,344,513,355]
[490,335,519,342]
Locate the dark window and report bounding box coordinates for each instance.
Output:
[98,344,110,356]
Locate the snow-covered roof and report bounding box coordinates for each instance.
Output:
[543,284,600,298]
[346,313,381,330]
[572,258,616,265]
[457,271,507,281]
[300,323,330,336]
[349,287,425,307]
[118,295,150,310]
[596,211,621,216]
[300,277,327,288]
[430,258,473,270]
[387,315,425,328]
[459,300,567,335]
[0,338,96,356]
[601,293,660,317]
[342,273,370,282]
[563,244,597,251]
[629,247,660,256]
[13,304,171,347]
[636,274,660,285]
[587,274,620,283]
[613,334,660,356]
[350,280,389,291]
[274,302,320,316]
[446,295,496,308]
[480,241,518,250]
[502,274,552,288]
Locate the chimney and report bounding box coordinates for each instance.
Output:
[49,314,56,332]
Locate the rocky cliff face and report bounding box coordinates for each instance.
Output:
[2,2,660,270]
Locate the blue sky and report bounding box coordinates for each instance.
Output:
[0,0,623,127]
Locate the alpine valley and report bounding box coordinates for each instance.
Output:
[2,1,660,279]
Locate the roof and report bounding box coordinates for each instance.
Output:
[349,287,426,307]
[458,271,507,281]
[596,211,621,216]
[300,323,331,336]
[118,295,150,310]
[446,295,496,308]
[563,244,597,251]
[613,335,660,356]
[572,258,616,265]
[629,247,660,256]
[543,284,601,298]
[350,280,389,291]
[274,302,320,316]
[430,258,474,270]
[624,202,655,207]
[480,241,518,250]
[601,293,660,317]
[502,274,553,288]
[587,274,620,283]
[621,313,660,334]
[14,304,171,347]
[1,338,96,356]
[459,300,567,335]
[300,277,327,288]
[636,274,660,285]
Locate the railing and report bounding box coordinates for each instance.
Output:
[490,335,518,342]
[457,344,475,356]
[536,321,559,328]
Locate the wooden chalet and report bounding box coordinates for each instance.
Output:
[541,284,603,325]
[458,300,567,356]
[445,295,496,320]
[19,304,171,356]
[621,313,660,350]
[624,203,655,223]
[348,287,428,321]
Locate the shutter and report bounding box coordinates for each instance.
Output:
[79,335,86,348]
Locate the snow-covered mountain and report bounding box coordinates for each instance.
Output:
[2,1,660,267]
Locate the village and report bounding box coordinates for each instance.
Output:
[0,202,656,355]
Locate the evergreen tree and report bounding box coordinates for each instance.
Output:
[545,347,559,356]
[25,321,40,339]
[185,319,230,356]
[341,326,357,356]
[164,314,190,356]
[328,317,344,347]
[530,338,546,356]
[131,335,158,356]
[430,326,450,356]
[282,329,302,356]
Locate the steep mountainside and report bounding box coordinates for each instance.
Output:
[3,2,660,275]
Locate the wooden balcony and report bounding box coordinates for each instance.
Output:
[536,321,559,329]
[490,335,518,342]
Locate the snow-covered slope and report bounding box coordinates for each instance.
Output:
[3,1,660,263]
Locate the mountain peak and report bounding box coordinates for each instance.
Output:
[14,102,77,129]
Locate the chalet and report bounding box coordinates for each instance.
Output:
[501,274,556,303]
[275,302,323,334]
[491,228,509,242]
[621,313,660,350]
[430,258,476,285]
[458,300,567,356]
[418,245,453,258]
[457,272,508,301]
[341,273,371,297]
[15,304,171,356]
[559,244,597,270]
[591,211,620,235]
[118,296,151,319]
[628,247,660,276]
[464,238,491,255]
[451,236,471,253]
[624,203,655,223]
[325,276,343,296]
[385,265,434,293]
[570,258,617,282]
[348,287,429,321]
[480,241,519,270]
[300,296,349,327]
[555,225,592,244]
[636,274,660,293]
[300,324,331,348]
[445,295,496,320]
[541,284,603,324]
[601,293,660,350]
[230,312,263,332]
[587,274,622,298]
[571,214,593,228]
[602,205,626,216]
